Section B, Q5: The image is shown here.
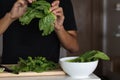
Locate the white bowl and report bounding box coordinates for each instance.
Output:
[59,57,98,79]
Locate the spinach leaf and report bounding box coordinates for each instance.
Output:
[11,56,58,74]
[39,13,55,36]
[67,50,110,62]
[19,0,56,36]
[0,68,5,72]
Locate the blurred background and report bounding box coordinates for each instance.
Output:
[0,0,120,80]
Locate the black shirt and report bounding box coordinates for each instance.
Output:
[0,0,77,64]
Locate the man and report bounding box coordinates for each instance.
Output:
[0,0,79,64]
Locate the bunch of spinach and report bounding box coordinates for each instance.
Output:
[67,50,110,62]
[11,56,58,74]
[19,0,56,36]
[0,68,5,73]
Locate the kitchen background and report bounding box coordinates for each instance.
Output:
[0,0,120,80]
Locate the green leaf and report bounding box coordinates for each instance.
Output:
[19,0,56,36]
[39,13,56,36]
[93,51,110,60]
[10,56,58,73]
[67,50,110,62]
[0,68,5,72]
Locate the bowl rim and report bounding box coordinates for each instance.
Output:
[59,56,99,63]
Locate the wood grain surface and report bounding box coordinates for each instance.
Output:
[0,69,66,77]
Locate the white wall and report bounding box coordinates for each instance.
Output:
[60,47,67,58]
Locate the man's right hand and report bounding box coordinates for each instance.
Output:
[9,0,35,21]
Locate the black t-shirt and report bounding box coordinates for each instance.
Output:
[0,0,77,64]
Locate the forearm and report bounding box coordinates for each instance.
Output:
[0,13,14,35]
[55,26,79,53]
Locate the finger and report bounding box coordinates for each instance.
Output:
[55,13,64,20]
[17,0,34,4]
[50,1,60,12]
[50,5,59,12]
[52,7,64,15]
[52,0,60,6]
[16,0,27,11]
[17,0,28,6]
[27,0,36,3]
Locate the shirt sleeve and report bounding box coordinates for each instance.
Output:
[0,1,4,18]
[60,0,77,31]
[0,0,15,18]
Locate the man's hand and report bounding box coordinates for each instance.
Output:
[50,1,79,53]
[9,0,35,21]
[50,0,65,31]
